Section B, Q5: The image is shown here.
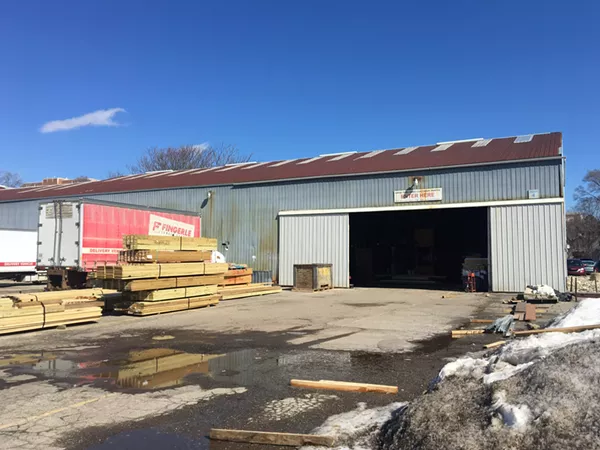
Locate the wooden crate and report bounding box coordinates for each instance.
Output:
[293,264,333,291]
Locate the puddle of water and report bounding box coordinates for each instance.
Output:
[86,428,206,450]
[0,348,258,391]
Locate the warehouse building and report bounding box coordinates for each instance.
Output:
[0,132,567,292]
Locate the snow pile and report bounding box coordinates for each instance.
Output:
[550,298,600,327]
[302,402,406,450]
[376,298,600,450]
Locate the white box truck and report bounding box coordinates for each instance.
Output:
[0,228,39,281]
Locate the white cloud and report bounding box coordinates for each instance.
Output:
[40,108,126,133]
[192,142,210,152]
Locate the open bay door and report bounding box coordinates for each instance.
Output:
[278,213,350,288]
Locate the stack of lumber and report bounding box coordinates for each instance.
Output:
[0,288,111,335]
[218,266,282,300]
[100,235,227,316]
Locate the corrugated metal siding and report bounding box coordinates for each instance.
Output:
[490,202,566,292]
[0,160,562,283]
[0,200,40,230]
[279,214,349,287]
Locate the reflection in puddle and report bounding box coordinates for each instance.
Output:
[0,348,257,390]
[93,349,225,389]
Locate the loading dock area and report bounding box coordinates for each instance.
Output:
[350,207,488,289]
[278,198,566,292]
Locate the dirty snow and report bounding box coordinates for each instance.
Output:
[303,402,406,450]
[376,298,600,450]
[551,297,600,327]
[251,393,338,422]
[311,299,600,450]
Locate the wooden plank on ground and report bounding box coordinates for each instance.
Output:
[483,340,506,349]
[524,303,536,321]
[451,329,485,338]
[209,429,335,447]
[116,274,225,291]
[290,379,398,394]
[219,286,282,300]
[119,250,212,263]
[514,302,527,313]
[514,324,600,336]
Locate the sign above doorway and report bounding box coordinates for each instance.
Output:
[394,188,443,203]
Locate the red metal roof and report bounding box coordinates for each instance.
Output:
[0,132,562,202]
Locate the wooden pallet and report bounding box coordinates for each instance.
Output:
[127,294,220,316]
[119,250,212,264]
[123,235,218,251]
[127,285,218,302]
[103,274,225,292]
[108,262,228,279]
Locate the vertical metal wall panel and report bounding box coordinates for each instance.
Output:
[0,200,40,230]
[490,202,566,292]
[279,214,349,288]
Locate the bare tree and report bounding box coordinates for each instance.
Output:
[127,144,252,174]
[574,169,600,219]
[567,213,600,258]
[0,171,22,187]
[570,169,600,258]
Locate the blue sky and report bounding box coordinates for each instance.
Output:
[0,0,598,205]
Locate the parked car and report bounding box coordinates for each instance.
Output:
[567,259,586,276]
[581,259,596,275]
[595,261,600,273]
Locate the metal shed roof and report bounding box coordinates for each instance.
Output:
[0,132,562,202]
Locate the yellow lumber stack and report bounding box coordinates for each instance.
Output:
[218,266,281,300]
[98,234,226,316]
[0,289,110,335]
[123,235,217,252]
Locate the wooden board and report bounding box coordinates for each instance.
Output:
[128,285,218,302]
[483,340,506,349]
[525,303,536,321]
[106,274,225,292]
[119,250,212,264]
[123,235,217,251]
[110,262,228,279]
[219,286,282,300]
[290,379,398,394]
[209,429,335,447]
[10,288,114,303]
[221,275,252,286]
[225,268,253,277]
[128,294,220,316]
[0,306,102,335]
[451,329,485,337]
[514,324,600,336]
